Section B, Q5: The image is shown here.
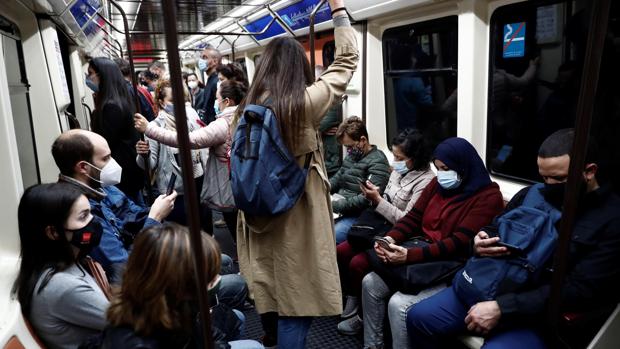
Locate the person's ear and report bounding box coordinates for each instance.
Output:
[45,226,60,241]
[583,163,598,182]
[74,161,90,176]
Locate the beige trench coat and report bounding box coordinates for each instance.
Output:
[236,26,359,316]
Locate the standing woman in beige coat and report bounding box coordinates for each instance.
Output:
[234,0,357,347]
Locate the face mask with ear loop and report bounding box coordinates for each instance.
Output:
[85,74,99,92]
[198,58,208,71]
[437,169,462,190]
[83,159,123,187]
[61,218,103,256]
[392,160,410,175]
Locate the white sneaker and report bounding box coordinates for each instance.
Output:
[341,295,359,318]
[337,315,363,335]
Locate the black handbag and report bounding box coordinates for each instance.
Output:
[346,208,393,250]
[367,238,463,294]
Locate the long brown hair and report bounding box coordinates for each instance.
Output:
[106,223,221,336]
[235,37,314,151]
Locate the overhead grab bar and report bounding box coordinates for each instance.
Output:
[265,4,296,37]
[128,15,278,36]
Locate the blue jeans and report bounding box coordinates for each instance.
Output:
[406,287,547,349]
[277,317,313,349]
[221,253,235,275]
[335,216,358,244]
[218,274,248,310]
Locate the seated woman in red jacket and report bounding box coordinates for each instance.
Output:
[336,137,504,345]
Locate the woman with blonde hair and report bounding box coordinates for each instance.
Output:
[102,223,262,348]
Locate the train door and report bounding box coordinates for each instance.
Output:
[0,16,40,188]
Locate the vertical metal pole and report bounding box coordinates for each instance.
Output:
[231,36,240,62]
[160,1,213,348]
[309,0,327,76]
[108,0,153,203]
[547,0,611,342]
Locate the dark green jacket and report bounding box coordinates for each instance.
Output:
[319,104,342,177]
[329,145,391,215]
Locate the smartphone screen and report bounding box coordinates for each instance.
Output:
[374,237,394,252]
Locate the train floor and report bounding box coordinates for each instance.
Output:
[211,211,363,348]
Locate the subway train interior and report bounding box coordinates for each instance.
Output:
[1,0,620,348]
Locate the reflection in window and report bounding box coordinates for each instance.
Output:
[487,1,593,182]
[383,16,458,148]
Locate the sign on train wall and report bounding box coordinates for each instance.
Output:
[503,22,526,58]
[244,0,331,41]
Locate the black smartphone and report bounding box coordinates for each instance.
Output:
[497,241,524,254]
[166,173,177,195]
[373,236,394,252]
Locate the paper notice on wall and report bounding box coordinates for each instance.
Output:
[53,37,71,102]
[537,5,560,44]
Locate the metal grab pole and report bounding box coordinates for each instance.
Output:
[309,0,327,75]
[108,0,153,203]
[160,1,213,349]
[546,0,611,343]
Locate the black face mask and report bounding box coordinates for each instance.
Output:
[64,219,103,256]
[543,182,566,208]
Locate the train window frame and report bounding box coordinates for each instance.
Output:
[382,16,458,146]
[486,0,589,184]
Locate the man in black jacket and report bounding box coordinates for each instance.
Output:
[198,47,222,125]
[406,128,620,348]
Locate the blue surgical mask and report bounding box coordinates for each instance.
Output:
[392,160,410,175]
[437,170,462,190]
[163,104,175,115]
[198,58,208,71]
[214,102,220,115]
[85,75,98,92]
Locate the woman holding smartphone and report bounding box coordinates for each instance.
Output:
[338,138,504,349]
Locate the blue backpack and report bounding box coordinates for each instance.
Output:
[230,104,310,216]
[452,183,561,306]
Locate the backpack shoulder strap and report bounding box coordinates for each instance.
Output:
[85,257,112,300]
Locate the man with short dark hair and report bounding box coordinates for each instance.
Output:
[52,129,177,283]
[407,128,620,348]
[330,116,391,244]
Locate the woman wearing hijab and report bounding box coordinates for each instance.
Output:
[337,137,504,349]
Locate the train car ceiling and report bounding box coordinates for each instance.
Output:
[12,0,446,63]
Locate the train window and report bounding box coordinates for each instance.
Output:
[0,17,40,187]
[487,0,593,182]
[383,16,458,145]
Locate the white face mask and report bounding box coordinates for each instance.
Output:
[85,158,123,187]
[188,81,198,89]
